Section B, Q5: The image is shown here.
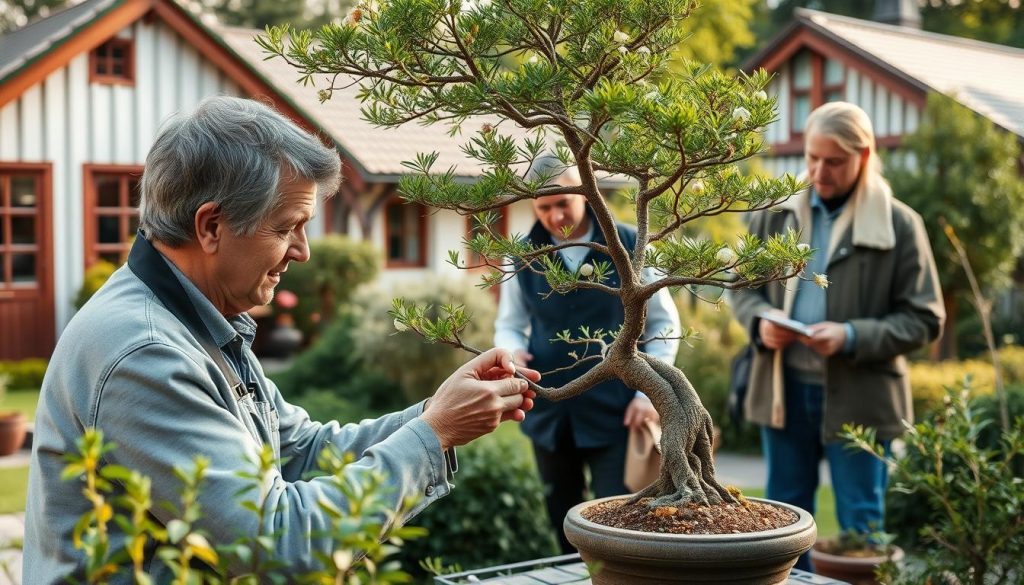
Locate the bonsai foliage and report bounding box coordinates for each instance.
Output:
[843,385,1024,584]
[260,0,809,507]
[65,428,423,583]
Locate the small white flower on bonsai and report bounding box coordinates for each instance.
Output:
[753,90,768,101]
[637,46,651,55]
[814,273,830,289]
[797,243,810,252]
[715,247,737,265]
[613,30,629,43]
[617,46,629,55]
[579,263,595,277]
[732,106,751,124]
[393,318,409,332]
[690,179,705,193]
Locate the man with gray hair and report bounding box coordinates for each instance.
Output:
[25,96,538,581]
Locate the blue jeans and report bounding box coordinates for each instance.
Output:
[760,375,890,572]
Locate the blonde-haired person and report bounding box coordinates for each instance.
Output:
[731,101,944,572]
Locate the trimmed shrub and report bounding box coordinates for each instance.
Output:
[270,307,406,416]
[351,277,497,404]
[884,383,1024,550]
[395,426,559,576]
[278,235,380,341]
[0,358,48,390]
[74,260,118,310]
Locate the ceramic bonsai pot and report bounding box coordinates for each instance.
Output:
[810,541,904,585]
[564,496,816,585]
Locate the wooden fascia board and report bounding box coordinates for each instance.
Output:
[0,0,152,109]
[750,27,927,110]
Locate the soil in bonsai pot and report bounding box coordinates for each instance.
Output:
[582,496,798,534]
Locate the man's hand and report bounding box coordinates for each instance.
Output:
[758,309,804,350]
[422,348,540,450]
[802,321,846,356]
[623,395,659,429]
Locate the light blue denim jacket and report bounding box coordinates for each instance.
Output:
[24,257,454,583]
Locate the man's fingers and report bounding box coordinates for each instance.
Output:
[500,391,525,411]
[468,347,517,377]
[495,376,529,397]
[518,366,541,382]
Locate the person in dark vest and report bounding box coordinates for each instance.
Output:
[494,155,681,553]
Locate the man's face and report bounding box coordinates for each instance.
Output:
[805,132,867,199]
[532,193,588,239]
[213,177,316,316]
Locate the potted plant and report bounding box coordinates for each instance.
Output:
[810,530,904,585]
[0,373,28,457]
[261,0,818,581]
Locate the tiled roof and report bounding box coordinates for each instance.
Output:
[795,8,1024,138]
[216,25,610,183]
[0,0,117,83]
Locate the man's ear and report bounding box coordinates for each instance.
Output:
[194,202,223,254]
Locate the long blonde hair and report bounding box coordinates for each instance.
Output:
[804,101,883,189]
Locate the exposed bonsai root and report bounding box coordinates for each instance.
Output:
[621,354,737,508]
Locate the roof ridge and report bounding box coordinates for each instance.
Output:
[795,7,1024,58]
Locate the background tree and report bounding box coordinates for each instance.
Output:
[668,0,759,72]
[0,0,76,32]
[921,0,1024,49]
[888,93,1024,359]
[261,0,812,508]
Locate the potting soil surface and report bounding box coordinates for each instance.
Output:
[582,496,798,534]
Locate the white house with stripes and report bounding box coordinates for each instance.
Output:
[744,7,1024,178]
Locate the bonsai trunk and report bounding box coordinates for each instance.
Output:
[532,345,736,508]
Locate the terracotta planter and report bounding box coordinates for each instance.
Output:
[0,411,28,456]
[564,496,816,584]
[810,542,904,585]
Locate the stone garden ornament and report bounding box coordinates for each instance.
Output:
[261,0,820,581]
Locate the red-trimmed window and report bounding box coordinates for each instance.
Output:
[90,37,135,85]
[464,210,508,268]
[0,170,46,289]
[789,51,847,140]
[823,57,846,104]
[84,166,143,267]
[384,198,427,267]
[790,50,813,136]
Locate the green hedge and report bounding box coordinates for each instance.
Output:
[909,344,1024,416]
[278,235,380,342]
[0,358,48,390]
[884,383,1024,552]
[396,425,559,577]
[350,277,497,404]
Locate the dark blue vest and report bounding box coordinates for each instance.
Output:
[517,211,642,451]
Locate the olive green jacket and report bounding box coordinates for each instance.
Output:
[731,174,944,440]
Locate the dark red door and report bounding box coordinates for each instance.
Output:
[0,164,54,359]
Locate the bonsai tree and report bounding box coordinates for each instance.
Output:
[259,0,809,509]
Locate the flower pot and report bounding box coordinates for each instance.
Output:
[564,496,816,584]
[810,541,904,585]
[0,411,28,456]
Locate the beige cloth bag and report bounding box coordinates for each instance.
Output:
[624,419,662,493]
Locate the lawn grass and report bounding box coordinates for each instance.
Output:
[2,389,39,421]
[0,466,28,514]
[739,486,837,539]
